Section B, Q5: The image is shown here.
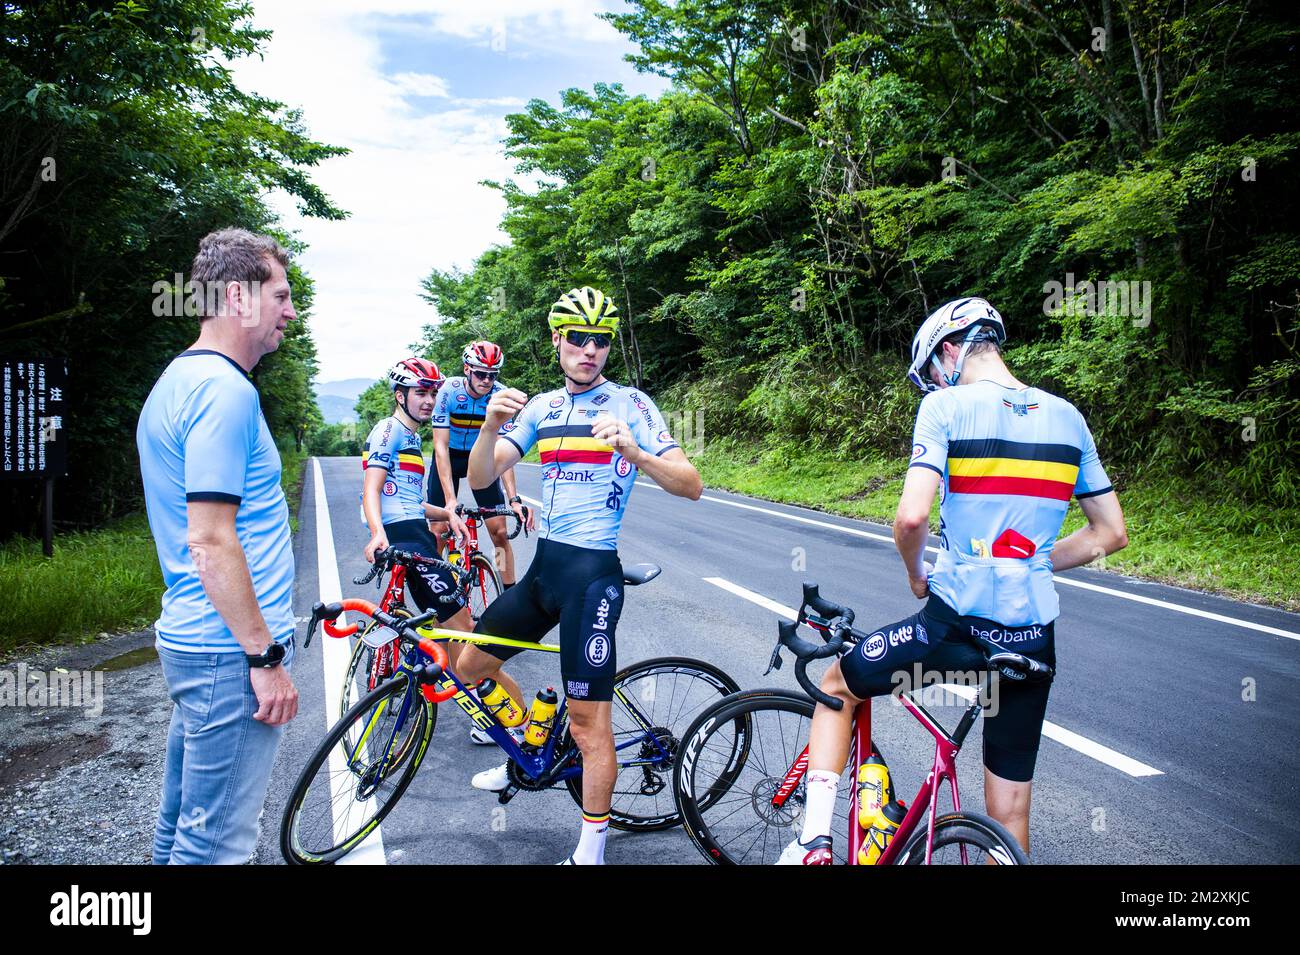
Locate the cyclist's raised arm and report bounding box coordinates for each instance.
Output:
[606,390,702,500]
[1049,490,1128,572]
[469,387,530,488]
[634,446,702,500]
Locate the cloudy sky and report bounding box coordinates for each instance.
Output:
[231,0,666,383]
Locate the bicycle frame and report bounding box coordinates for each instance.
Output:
[361,625,676,785]
[769,685,988,865]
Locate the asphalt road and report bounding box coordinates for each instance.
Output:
[257,454,1300,865]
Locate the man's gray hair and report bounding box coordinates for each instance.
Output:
[190,228,290,319]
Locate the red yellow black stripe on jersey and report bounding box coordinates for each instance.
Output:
[947,439,1079,502]
[449,413,486,429]
[362,450,425,475]
[537,424,614,465]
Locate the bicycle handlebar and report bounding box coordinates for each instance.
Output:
[357,547,467,604]
[767,580,1056,712]
[454,503,529,540]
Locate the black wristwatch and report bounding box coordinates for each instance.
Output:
[246,642,287,669]
[509,495,522,505]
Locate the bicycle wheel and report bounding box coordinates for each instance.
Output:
[560,657,740,832]
[674,689,857,865]
[466,551,502,623]
[896,811,1030,865]
[281,671,436,864]
[340,607,410,719]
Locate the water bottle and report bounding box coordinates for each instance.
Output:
[856,753,894,829]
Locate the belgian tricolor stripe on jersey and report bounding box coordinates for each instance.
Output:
[947,439,1080,502]
[537,424,614,465]
[397,452,425,475]
[450,413,486,429]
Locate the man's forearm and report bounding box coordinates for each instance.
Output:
[1050,526,1116,572]
[894,521,930,579]
[192,535,275,653]
[637,453,702,499]
[502,467,518,501]
[468,431,500,488]
[433,440,455,500]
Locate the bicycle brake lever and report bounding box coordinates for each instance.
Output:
[763,641,784,676]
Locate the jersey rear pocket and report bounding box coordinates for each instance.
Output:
[936,550,1058,627]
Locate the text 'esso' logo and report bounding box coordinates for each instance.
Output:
[614,456,632,477]
[382,481,397,497]
[549,396,565,408]
[585,634,610,668]
[861,632,887,661]
[456,393,468,404]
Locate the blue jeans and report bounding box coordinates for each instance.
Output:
[153,641,294,864]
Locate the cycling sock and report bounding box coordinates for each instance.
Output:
[800,770,840,844]
[572,808,609,865]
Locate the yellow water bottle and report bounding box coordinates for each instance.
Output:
[856,754,894,829]
[523,687,559,748]
[857,799,908,865]
[476,679,526,728]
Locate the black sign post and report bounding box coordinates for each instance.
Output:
[2,359,68,556]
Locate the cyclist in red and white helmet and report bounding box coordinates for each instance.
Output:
[429,341,532,604]
[359,357,475,643]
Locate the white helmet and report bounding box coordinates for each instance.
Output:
[907,297,1006,393]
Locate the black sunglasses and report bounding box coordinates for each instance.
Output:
[470,369,499,380]
[564,330,613,350]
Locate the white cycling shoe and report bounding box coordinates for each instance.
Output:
[775,835,834,865]
[471,762,510,792]
[469,725,525,746]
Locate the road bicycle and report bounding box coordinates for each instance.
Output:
[306,546,482,719]
[435,504,528,624]
[311,503,525,719]
[282,563,740,864]
[673,582,1050,865]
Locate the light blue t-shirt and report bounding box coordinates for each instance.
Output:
[137,350,295,653]
[909,380,1112,626]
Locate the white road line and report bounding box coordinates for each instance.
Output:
[703,575,798,620]
[312,458,386,865]
[525,462,1289,639]
[702,576,1165,778]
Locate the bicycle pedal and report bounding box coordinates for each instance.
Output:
[496,783,519,805]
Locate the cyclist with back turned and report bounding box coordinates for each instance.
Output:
[778,297,1129,865]
[461,287,703,865]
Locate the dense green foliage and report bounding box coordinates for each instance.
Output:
[422,0,1299,511]
[0,1,344,536]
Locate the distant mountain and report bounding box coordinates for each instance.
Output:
[315,377,375,400]
[317,394,359,424]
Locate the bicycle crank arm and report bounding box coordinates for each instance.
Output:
[496,783,519,805]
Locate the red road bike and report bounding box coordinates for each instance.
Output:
[674,582,1051,865]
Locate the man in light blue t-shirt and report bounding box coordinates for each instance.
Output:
[137,227,300,865]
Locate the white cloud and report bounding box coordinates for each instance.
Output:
[390,72,451,97]
[228,1,643,383]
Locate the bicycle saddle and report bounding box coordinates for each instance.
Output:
[623,563,661,586]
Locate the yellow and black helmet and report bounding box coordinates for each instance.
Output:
[547,286,619,334]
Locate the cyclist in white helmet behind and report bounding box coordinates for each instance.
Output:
[360,357,477,658]
[461,287,703,865]
[428,340,533,589]
[777,297,1129,865]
